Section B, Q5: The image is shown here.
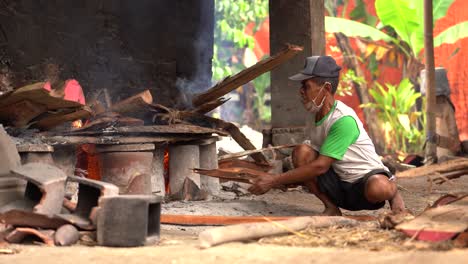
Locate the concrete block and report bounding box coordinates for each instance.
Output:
[0,125,23,207]
[97,195,162,247]
[169,145,201,200]
[56,176,119,229]
[199,142,219,195]
[0,163,67,215]
[150,147,166,196]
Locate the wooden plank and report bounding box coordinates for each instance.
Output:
[0,82,82,109]
[192,45,303,107]
[218,144,297,160]
[194,97,230,114]
[193,167,271,183]
[0,99,47,127]
[199,216,358,248]
[32,106,92,130]
[109,90,153,114]
[396,158,468,178]
[60,124,227,136]
[42,135,216,145]
[161,215,293,226]
[162,214,375,226]
[396,195,468,241]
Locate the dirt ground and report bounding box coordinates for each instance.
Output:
[1,175,467,263]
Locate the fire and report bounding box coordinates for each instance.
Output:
[164,148,170,193]
[72,119,83,128]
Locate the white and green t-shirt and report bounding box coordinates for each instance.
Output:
[304,100,389,183]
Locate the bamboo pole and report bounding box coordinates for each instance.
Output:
[424,0,437,164]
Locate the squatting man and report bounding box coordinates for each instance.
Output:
[248,55,406,216]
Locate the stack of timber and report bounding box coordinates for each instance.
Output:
[0,82,91,130]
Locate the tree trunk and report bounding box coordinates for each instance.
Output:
[334,33,384,154]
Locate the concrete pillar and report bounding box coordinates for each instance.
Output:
[151,147,166,197]
[169,145,201,200]
[270,0,325,144]
[199,142,219,195]
[0,126,24,207]
[97,144,154,195]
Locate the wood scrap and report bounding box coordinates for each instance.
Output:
[219,144,297,160]
[5,227,55,246]
[0,100,47,127]
[162,215,293,226]
[192,44,303,107]
[396,157,468,178]
[193,167,272,183]
[396,195,468,242]
[198,216,358,248]
[42,135,217,145]
[31,106,92,130]
[0,210,69,229]
[0,82,82,109]
[63,124,227,136]
[71,113,144,131]
[162,214,375,226]
[109,89,153,114]
[194,97,230,114]
[218,159,273,172]
[432,169,468,185]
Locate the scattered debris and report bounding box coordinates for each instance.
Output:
[5,227,55,246]
[54,224,80,246]
[396,195,468,242]
[198,216,358,248]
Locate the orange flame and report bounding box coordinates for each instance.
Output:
[164,148,170,194]
[72,119,83,128]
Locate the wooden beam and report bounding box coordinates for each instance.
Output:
[218,144,297,160]
[396,158,468,178]
[192,44,303,107]
[194,97,230,114]
[199,216,358,248]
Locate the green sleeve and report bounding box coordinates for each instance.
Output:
[319,116,360,160]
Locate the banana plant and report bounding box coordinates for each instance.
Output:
[325,0,468,62]
[361,79,425,154]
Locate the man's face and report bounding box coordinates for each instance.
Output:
[299,79,324,108]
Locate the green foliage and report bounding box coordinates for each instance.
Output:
[361,79,425,154]
[350,0,377,25]
[213,0,268,81]
[337,69,365,96]
[252,72,271,122]
[326,0,466,59]
[213,0,270,124]
[325,16,394,42]
[434,21,468,47]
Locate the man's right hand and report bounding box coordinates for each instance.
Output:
[248,173,277,195]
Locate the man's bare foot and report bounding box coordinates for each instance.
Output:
[389,192,406,213]
[321,207,342,216]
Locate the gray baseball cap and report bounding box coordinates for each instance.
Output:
[289,56,342,81]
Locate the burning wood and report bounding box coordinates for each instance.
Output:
[192,44,303,107]
[109,89,153,114]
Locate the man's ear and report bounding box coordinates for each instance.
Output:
[324,82,332,93]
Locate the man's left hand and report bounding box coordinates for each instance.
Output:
[248,173,277,195]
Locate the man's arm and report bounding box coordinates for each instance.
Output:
[248,155,335,195]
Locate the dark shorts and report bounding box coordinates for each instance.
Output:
[317,169,392,211]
